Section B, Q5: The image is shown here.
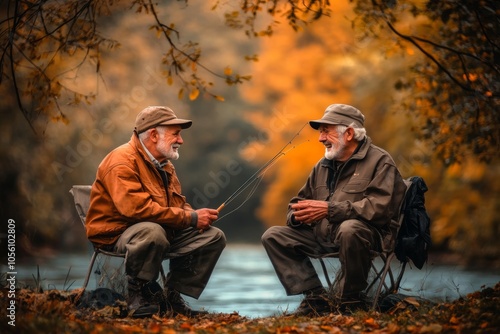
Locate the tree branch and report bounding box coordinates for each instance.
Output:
[384,20,475,93]
[7,0,37,133]
[147,0,224,80]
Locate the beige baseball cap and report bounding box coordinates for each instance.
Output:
[309,104,365,129]
[134,106,192,133]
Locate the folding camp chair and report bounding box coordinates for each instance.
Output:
[69,185,167,293]
[318,178,411,310]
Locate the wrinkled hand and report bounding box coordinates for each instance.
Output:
[291,200,328,225]
[195,208,219,231]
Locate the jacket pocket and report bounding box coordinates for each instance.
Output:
[341,178,370,194]
[142,178,166,198]
[170,191,187,207]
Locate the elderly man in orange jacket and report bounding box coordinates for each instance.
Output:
[86,106,226,318]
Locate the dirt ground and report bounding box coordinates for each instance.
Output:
[1,281,499,333]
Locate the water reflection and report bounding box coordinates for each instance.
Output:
[8,244,500,318]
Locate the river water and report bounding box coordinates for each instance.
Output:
[9,244,500,318]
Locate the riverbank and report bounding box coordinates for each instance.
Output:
[1,282,499,333]
[9,245,500,318]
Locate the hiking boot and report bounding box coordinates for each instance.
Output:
[166,289,208,317]
[142,280,171,316]
[127,278,160,318]
[292,289,331,316]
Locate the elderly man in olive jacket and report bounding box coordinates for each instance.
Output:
[261,104,407,316]
[86,106,226,318]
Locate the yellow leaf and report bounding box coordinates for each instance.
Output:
[189,88,199,100]
[214,95,225,102]
[178,88,184,100]
[224,67,232,76]
[167,76,173,86]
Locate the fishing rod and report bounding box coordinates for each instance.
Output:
[216,122,309,214]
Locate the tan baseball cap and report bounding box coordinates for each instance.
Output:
[134,106,192,133]
[309,104,365,129]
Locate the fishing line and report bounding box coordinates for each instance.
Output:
[217,151,279,221]
[214,122,310,221]
[217,169,265,221]
[216,123,308,213]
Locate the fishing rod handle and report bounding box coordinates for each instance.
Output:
[216,203,225,212]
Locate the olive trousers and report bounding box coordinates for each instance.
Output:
[261,219,380,299]
[115,222,226,299]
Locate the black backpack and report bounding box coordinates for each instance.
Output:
[395,176,432,269]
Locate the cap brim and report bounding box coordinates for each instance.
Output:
[309,120,339,130]
[158,119,193,129]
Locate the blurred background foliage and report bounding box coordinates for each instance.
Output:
[1,0,499,268]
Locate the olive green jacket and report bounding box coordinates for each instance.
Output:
[287,137,407,251]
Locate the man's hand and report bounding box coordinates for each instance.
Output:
[291,200,328,225]
[195,208,219,231]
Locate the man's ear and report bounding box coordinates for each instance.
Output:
[149,128,159,143]
[345,127,355,141]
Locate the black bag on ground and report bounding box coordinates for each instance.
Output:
[77,288,125,309]
[395,176,432,269]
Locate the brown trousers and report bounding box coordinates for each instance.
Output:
[115,222,226,299]
[261,219,380,298]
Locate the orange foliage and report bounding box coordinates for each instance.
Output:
[446,161,486,182]
[238,1,500,266]
[240,0,412,227]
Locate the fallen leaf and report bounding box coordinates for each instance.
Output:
[420,323,443,333]
[449,315,460,325]
[404,297,421,307]
[180,322,192,330]
[364,317,379,329]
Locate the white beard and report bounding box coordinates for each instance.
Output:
[324,136,346,161]
[157,140,180,160]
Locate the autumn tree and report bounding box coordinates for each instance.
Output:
[0,0,250,134]
[2,0,498,163]
[351,0,500,164]
[227,0,499,163]
[233,0,500,265]
[1,0,499,263]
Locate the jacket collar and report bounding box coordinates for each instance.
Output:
[130,133,170,170]
[139,137,168,169]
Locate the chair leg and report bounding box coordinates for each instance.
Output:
[82,251,98,291]
[159,265,168,289]
[371,253,395,310]
[319,258,333,290]
[394,261,407,292]
[74,250,98,305]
